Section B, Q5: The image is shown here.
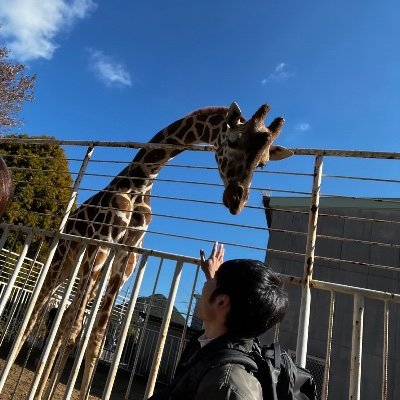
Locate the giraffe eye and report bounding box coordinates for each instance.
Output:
[227,138,239,148]
[227,131,241,146]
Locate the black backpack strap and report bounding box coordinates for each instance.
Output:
[249,343,281,400]
[272,343,281,369]
[255,341,318,400]
[204,347,280,400]
[260,342,281,370]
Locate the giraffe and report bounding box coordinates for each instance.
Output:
[15,102,292,399]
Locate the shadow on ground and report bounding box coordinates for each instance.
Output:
[0,343,166,399]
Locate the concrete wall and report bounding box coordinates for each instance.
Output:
[261,197,400,400]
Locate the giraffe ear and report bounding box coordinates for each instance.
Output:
[226,102,242,128]
[269,145,293,161]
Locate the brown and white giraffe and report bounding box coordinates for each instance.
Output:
[17,102,292,398]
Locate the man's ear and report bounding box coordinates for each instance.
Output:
[216,294,230,309]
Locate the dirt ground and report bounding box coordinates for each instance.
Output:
[0,345,163,400]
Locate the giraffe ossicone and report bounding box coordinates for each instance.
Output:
[13,102,292,399]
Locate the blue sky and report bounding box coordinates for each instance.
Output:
[1,0,399,150]
[1,1,399,310]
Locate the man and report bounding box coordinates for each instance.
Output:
[149,242,288,399]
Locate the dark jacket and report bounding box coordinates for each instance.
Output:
[149,332,263,400]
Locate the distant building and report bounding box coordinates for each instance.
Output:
[261,196,400,400]
[115,293,200,383]
[190,294,203,330]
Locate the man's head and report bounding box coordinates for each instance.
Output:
[197,259,288,338]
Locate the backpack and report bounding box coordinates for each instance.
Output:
[203,342,317,400]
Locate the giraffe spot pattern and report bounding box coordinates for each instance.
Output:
[143,149,167,164]
[195,122,204,135]
[111,194,132,211]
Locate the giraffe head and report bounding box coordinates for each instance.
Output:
[216,102,292,215]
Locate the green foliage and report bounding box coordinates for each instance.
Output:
[0,135,73,261]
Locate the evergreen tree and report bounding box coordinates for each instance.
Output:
[0,136,73,261]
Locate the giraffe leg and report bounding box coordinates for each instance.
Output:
[35,278,97,399]
[15,251,70,357]
[79,285,121,400]
[16,292,52,356]
[79,250,138,400]
[36,248,111,399]
[32,333,64,399]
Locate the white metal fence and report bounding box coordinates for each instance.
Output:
[0,138,398,399]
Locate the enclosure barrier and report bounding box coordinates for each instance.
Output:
[0,138,399,399]
[0,223,398,399]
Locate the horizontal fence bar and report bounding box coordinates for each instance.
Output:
[281,274,400,303]
[291,148,400,159]
[0,138,216,152]
[0,223,200,266]
[2,138,400,159]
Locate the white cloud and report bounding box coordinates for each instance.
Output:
[261,62,294,84]
[295,122,311,131]
[0,0,96,62]
[88,49,132,87]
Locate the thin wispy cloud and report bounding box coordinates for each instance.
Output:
[295,122,311,131]
[88,49,132,87]
[261,62,294,84]
[281,122,312,145]
[0,0,96,62]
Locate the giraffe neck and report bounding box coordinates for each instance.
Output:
[108,107,230,195]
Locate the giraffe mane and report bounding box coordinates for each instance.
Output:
[185,106,247,122]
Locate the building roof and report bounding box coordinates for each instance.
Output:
[136,294,186,325]
[264,195,400,210]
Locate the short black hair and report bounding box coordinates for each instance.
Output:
[211,259,288,337]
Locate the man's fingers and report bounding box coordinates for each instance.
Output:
[212,241,218,255]
[200,249,206,262]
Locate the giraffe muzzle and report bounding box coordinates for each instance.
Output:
[223,182,247,215]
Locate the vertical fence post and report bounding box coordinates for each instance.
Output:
[322,291,335,400]
[124,257,165,399]
[381,300,389,400]
[102,253,149,400]
[174,264,200,372]
[144,260,184,399]
[0,231,33,317]
[349,293,364,400]
[296,155,323,368]
[58,145,95,232]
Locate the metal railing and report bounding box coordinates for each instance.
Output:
[0,138,398,399]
